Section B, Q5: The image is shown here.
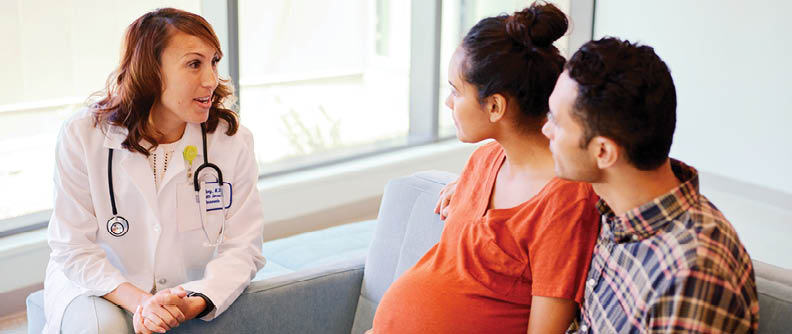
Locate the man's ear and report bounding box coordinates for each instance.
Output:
[589,136,620,169]
[485,93,507,123]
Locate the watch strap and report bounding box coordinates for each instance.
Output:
[185,291,215,319]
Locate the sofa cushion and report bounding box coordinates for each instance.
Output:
[256,220,376,280]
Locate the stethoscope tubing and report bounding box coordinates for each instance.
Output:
[194,122,223,191]
[108,149,118,216]
[106,122,225,245]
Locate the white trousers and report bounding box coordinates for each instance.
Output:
[60,295,133,334]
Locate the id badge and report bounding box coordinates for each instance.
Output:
[204,181,232,211]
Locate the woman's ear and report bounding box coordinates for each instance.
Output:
[486,93,508,123]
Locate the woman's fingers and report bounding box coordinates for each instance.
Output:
[152,290,187,322]
[439,196,451,220]
[134,306,152,334]
[143,317,168,333]
[437,181,457,219]
[158,286,187,299]
[141,304,169,333]
[171,285,187,297]
[435,188,446,213]
[143,304,177,330]
[164,304,186,323]
[435,180,458,215]
[155,292,186,307]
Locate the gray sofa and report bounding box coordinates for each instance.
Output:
[27,171,792,333]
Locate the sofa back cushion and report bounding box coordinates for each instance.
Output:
[351,171,456,333]
[754,260,792,333]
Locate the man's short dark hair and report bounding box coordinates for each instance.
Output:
[565,37,677,170]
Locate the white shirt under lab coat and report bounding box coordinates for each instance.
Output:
[43,109,266,333]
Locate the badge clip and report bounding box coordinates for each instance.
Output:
[183,145,198,184]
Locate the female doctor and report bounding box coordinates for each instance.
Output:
[43,8,266,334]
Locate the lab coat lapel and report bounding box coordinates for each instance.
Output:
[119,149,159,216]
[159,122,203,191]
[102,123,126,150]
[102,124,159,216]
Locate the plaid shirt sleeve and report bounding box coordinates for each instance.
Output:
[647,269,757,334]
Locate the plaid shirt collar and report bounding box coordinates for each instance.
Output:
[595,159,700,243]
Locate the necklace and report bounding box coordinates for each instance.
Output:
[149,149,172,189]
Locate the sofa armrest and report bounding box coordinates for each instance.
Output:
[173,256,365,334]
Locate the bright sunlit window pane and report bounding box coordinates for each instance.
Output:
[0,0,201,222]
[238,0,412,174]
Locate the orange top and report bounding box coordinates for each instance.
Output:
[372,142,601,334]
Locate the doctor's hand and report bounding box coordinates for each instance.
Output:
[160,286,210,321]
[434,179,458,220]
[134,289,187,333]
[156,286,189,315]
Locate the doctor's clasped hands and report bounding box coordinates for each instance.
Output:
[133,287,190,334]
[131,285,211,334]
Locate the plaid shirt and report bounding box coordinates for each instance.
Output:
[576,160,759,334]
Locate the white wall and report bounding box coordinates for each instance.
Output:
[593,0,792,269]
[593,0,792,195]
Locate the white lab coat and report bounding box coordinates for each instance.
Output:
[43,109,266,333]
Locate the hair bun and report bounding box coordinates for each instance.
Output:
[505,2,568,48]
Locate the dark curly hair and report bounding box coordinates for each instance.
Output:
[461,1,567,128]
[565,37,677,170]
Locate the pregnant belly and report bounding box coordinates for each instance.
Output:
[372,265,531,334]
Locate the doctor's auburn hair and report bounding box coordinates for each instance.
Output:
[91,8,238,156]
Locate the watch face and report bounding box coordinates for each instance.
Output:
[107,216,129,237]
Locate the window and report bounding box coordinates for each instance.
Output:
[0,0,202,230]
[238,0,413,175]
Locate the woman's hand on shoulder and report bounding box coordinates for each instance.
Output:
[434,179,459,220]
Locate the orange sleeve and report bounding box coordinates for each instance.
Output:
[528,186,600,304]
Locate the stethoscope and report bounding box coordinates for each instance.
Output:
[106,123,226,247]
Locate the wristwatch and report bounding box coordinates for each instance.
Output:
[185,291,215,318]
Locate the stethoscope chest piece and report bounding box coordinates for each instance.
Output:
[107,216,129,237]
